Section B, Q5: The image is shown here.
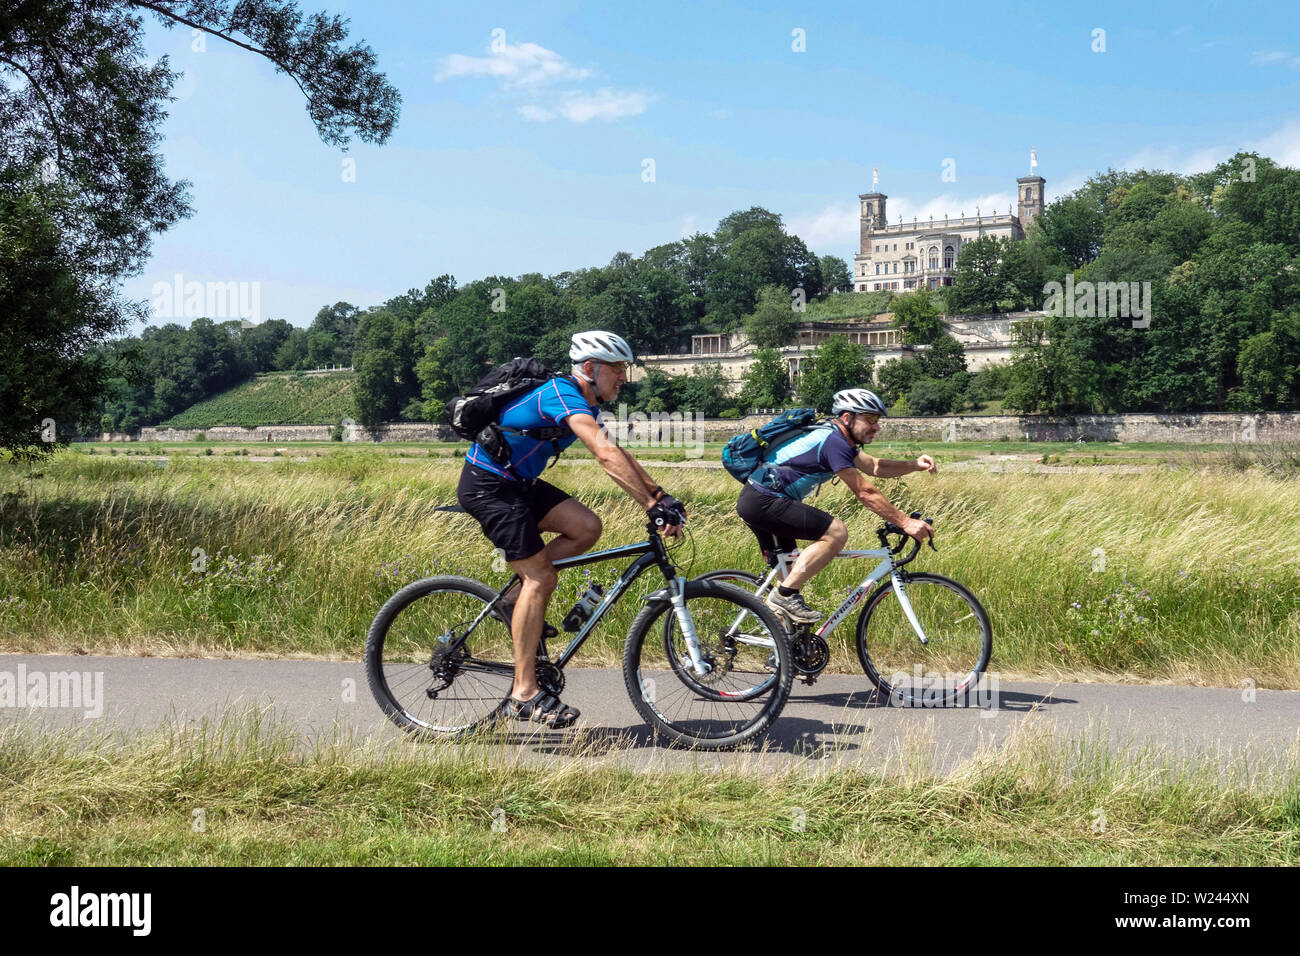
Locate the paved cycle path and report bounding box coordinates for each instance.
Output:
[2,654,1296,776]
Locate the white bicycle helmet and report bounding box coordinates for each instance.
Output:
[832,387,888,417]
[569,331,636,365]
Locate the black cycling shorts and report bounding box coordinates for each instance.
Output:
[457,463,573,562]
[736,482,834,562]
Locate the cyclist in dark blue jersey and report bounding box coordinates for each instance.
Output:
[457,331,685,728]
[736,388,936,623]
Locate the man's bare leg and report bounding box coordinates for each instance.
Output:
[504,500,603,700]
[506,549,557,701]
[780,518,848,591]
[499,499,602,608]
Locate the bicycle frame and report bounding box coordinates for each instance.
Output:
[448,531,716,676]
[724,547,930,647]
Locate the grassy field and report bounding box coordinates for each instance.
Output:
[2,712,1296,865]
[2,442,1298,687]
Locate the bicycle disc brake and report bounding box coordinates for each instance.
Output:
[684,633,737,686]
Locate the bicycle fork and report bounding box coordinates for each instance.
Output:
[669,576,712,676]
[890,572,930,645]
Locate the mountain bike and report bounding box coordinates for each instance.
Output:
[365,518,793,750]
[689,513,992,706]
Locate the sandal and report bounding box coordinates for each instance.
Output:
[502,690,580,729]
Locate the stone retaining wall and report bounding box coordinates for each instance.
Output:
[706,412,1300,443]
[131,412,1300,445]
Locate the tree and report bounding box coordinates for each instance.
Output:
[818,254,851,294]
[906,378,961,416]
[1,0,400,456]
[1002,318,1081,414]
[738,348,790,410]
[919,334,967,379]
[0,168,118,447]
[796,337,873,413]
[874,357,923,407]
[743,285,799,348]
[1234,311,1300,409]
[945,237,1006,314]
[890,288,944,344]
[675,363,730,417]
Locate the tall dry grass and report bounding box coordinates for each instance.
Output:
[1,450,1297,686]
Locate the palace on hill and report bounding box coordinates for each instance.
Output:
[631,170,1047,398]
[854,173,1046,291]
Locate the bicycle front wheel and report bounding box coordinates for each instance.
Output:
[624,580,793,750]
[672,569,778,701]
[855,572,992,706]
[364,575,516,739]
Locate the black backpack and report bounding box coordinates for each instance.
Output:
[444,357,572,469]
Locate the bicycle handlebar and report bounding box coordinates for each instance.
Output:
[876,511,936,566]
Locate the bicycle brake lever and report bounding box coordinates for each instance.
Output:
[928,538,938,552]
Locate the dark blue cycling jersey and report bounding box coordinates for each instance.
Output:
[749,423,859,501]
[465,376,602,481]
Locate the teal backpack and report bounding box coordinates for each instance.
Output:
[721,408,824,484]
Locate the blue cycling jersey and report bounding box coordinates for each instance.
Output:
[749,423,859,501]
[465,376,602,481]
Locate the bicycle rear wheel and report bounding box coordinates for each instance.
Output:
[855,572,992,706]
[624,579,792,750]
[364,575,516,739]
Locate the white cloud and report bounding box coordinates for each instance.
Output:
[439,38,650,124]
[1249,49,1300,68]
[436,41,590,88]
[518,104,554,121]
[1247,119,1300,167]
[680,214,698,237]
[518,89,651,123]
[1118,145,1225,175]
[890,191,1018,225]
[1118,120,1300,175]
[788,203,858,250]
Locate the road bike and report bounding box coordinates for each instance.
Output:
[688,513,992,706]
[365,518,793,750]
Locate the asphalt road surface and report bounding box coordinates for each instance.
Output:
[2,654,1296,775]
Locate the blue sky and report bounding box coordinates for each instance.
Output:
[123,0,1300,332]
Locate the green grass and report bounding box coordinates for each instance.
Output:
[1,713,1295,865]
[160,371,358,428]
[2,446,1298,686]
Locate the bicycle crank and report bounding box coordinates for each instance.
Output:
[791,631,830,685]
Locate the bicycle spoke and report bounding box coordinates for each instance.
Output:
[858,574,991,706]
[625,581,792,748]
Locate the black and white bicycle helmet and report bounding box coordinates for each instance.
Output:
[569,331,636,365]
[832,387,888,417]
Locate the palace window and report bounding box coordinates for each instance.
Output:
[944,245,954,269]
[928,246,938,270]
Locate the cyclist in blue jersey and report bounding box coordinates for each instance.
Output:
[457,331,686,728]
[736,388,936,623]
